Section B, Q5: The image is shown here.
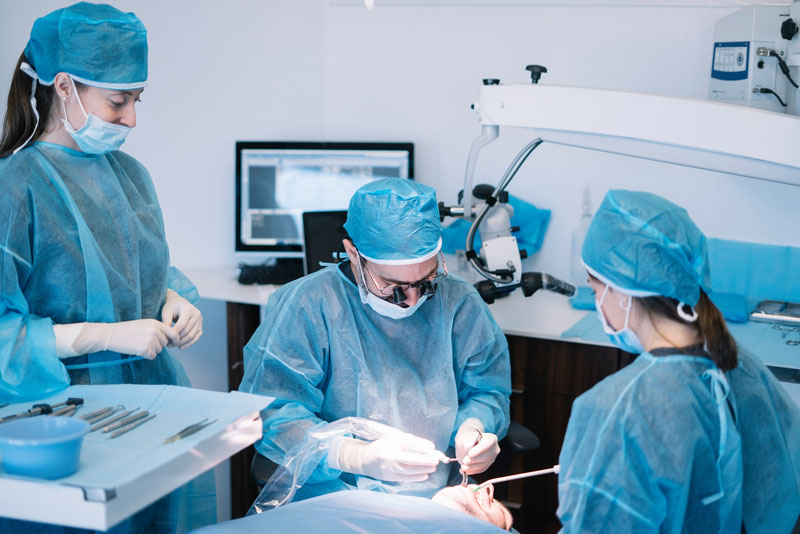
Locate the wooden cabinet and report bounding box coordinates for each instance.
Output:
[503,335,636,534]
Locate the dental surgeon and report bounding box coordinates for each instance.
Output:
[557,190,800,533]
[0,3,215,531]
[240,178,511,500]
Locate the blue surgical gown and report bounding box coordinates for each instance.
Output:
[727,349,800,534]
[0,143,215,532]
[239,262,511,499]
[557,352,743,534]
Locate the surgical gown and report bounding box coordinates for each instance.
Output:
[727,349,800,534]
[0,142,215,532]
[239,262,511,499]
[557,352,743,534]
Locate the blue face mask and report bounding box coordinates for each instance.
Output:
[61,77,131,154]
[596,285,645,354]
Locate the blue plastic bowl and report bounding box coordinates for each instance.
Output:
[0,416,90,479]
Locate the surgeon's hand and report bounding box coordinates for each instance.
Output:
[331,433,441,482]
[72,320,180,360]
[160,289,203,349]
[455,418,500,475]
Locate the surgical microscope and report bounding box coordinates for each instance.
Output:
[438,66,576,305]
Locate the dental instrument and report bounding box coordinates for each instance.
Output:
[472,465,561,492]
[108,414,157,439]
[163,418,217,444]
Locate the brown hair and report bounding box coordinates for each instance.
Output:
[1,54,53,157]
[0,53,88,158]
[637,291,738,371]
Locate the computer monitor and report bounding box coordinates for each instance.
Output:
[235,141,414,257]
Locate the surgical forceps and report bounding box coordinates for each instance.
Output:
[163,418,217,444]
[772,324,800,338]
[772,325,800,345]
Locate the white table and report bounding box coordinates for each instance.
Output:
[0,385,272,531]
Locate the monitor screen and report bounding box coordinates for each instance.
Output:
[236,141,414,254]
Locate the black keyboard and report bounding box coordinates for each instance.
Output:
[238,258,305,285]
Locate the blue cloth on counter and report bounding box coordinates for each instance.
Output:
[562,313,800,371]
[569,286,596,311]
[707,238,800,310]
[561,313,609,345]
[709,292,749,324]
[239,263,510,500]
[441,195,550,256]
[568,289,749,324]
[191,490,510,534]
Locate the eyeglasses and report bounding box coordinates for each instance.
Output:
[361,252,448,304]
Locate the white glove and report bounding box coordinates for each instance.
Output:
[455,418,500,475]
[65,320,180,360]
[329,433,441,482]
[161,289,203,349]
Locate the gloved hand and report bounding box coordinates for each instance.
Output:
[161,289,203,349]
[69,320,180,360]
[455,418,500,475]
[329,433,441,482]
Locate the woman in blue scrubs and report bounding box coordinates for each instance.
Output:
[0,3,215,532]
[557,190,800,534]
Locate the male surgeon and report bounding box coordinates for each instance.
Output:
[239,178,511,500]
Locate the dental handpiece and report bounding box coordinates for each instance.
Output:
[471,465,561,492]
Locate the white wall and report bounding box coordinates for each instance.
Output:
[321,2,800,285]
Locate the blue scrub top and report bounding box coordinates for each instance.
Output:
[240,262,511,499]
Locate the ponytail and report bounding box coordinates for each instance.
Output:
[694,291,738,371]
[0,53,57,158]
[638,290,738,371]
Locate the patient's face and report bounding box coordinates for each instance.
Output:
[431,484,513,530]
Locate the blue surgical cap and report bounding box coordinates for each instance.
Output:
[344,178,442,265]
[23,2,148,89]
[581,189,711,306]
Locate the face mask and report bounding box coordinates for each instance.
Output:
[61,77,131,154]
[354,256,428,320]
[595,285,645,354]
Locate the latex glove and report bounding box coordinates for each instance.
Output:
[161,289,203,349]
[70,320,180,360]
[329,433,441,482]
[455,418,500,475]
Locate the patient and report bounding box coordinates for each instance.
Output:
[432,483,514,531]
[191,488,514,533]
